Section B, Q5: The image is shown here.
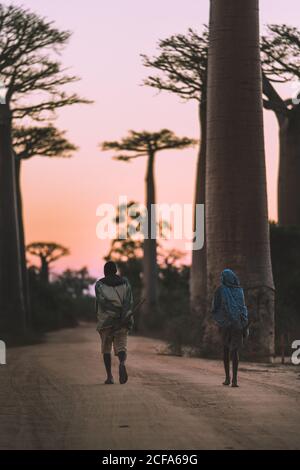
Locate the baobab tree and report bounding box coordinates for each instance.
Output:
[0,5,90,121]
[0,4,90,335]
[142,30,208,322]
[101,130,196,324]
[261,24,300,227]
[205,0,274,359]
[142,25,300,325]
[0,104,25,337]
[26,242,70,284]
[13,125,77,320]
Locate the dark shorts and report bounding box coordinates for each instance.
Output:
[221,326,243,351]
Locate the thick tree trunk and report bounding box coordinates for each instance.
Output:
[40,256,49,284]
[142,151,158,326]
[15,157,31,326]
[0,105,26,337]
[190,101,207,327]
[204,0,275,360]
[278,106,300,227]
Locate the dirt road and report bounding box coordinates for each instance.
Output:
[0,323,299,450]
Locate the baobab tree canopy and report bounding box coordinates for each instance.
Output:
[12,125,77,160]
[27,242,70,284]
[261,24,300,82]
[27,242,70,265]
[0,4,90,120]
[142,28,208,101]
[102,129,197,160]
[261,24,300,227]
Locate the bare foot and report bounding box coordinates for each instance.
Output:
[105,376,114,384]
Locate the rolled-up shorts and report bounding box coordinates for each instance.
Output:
[99,327,128,355]
[221,326,243,351]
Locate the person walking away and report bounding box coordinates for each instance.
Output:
[212,269,248,387]
[95,261,133,384]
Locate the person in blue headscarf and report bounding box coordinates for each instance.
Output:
[212,269,248,387]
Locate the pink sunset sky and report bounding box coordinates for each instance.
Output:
[6,0,299,276]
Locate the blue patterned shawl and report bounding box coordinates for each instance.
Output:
[212,269,248,329]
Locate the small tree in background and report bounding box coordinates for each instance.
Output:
[101,130,196,326]
[57,267,96,299]
[13,125,77,318]
[104,200,172,313]
[104,203,191,338]
[27,242,70,284]
[28,265,96,331]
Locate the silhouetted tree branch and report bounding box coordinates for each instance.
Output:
[102,129,197,160]
[13,125,77,160]
[141,28,208,102]
[261,24,300,82]
[0,4,92,121]
[261,24,300,225]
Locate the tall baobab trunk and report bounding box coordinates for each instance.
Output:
[40,256,50,284]
[204,0,275,360]
[190,100,207,327]
[0,105,26,337]
[142,150,158,325]
[15,157,31,325]
[278,106,300,227]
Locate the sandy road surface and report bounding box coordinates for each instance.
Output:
[0,323,299,450]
